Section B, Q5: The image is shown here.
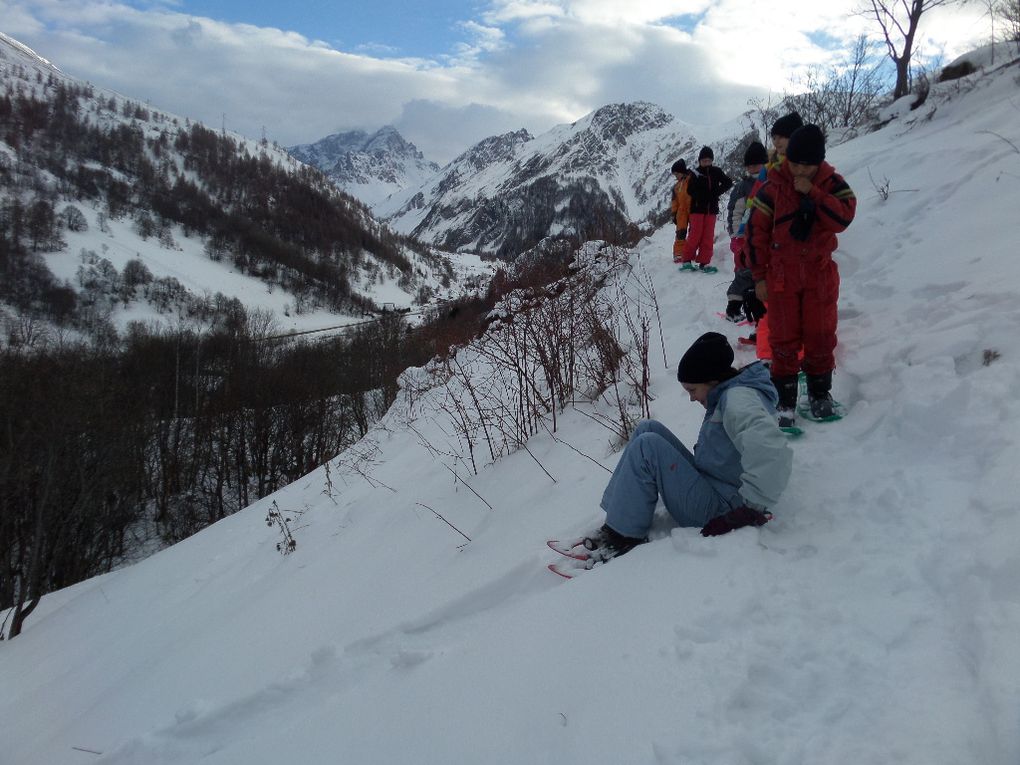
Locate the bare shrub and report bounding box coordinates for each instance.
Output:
[398,241,659,476]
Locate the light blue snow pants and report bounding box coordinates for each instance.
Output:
[599,419,729,538]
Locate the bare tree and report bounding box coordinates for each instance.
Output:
[783,34,887,133]
[744,94,783,144]
[862,0,969,99]
[998,0,1020,42]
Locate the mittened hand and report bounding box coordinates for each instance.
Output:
[789,202,817,241]
[742,288,767,323]
[701,506,772,536]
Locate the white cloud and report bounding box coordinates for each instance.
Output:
[0,0,989,164]
[451,20,508,61]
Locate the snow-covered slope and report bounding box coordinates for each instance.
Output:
[288,127,441,209]
[3,53,1020,765]
[378,102,751,257]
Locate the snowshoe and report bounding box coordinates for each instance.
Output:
[546,525,645,577]
[546,538,589,560]
[798,372,844,422]
[797,398,846,423]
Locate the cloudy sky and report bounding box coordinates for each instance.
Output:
[1,0,990,162]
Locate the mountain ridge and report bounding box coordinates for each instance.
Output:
[372,100,749,257]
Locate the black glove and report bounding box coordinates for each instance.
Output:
[701,505,772,537]
[789,197,817,242]
[676,227,687,242]
[742,287,767,323]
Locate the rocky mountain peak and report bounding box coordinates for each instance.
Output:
[452,128,534,173]
[287,126,440,208]
[585,102,674,144]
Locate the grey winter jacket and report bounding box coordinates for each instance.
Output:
[727,175,757,236]
[695,362,792,509]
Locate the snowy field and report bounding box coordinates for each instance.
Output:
[2,55,1020,765]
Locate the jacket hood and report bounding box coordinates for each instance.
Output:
[706,361,778,414]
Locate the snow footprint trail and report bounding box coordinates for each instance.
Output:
[347,557,555,652]
[95,558,558,763]
[94,645,369,764]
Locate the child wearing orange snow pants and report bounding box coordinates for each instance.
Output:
[670,159,691,263]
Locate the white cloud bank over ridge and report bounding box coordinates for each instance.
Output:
[0,0,989,162]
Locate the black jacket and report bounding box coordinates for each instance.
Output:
[687,166,734,215]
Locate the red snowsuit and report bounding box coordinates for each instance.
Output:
[745,161,856,378]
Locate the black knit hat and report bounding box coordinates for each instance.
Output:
[786,124,826,165]
[677,332,734,384]
[698,145,714,161]
[743,141,768,166]
[671,158,687,174]
[771,111,804,138]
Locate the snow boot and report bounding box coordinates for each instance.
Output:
[806,372,834,419]
[698,263,719,274]
[582,524,646,562]
[773,374,799,429]
[679,261,697,272]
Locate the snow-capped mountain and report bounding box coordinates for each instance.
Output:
[288,127,441,208]
[376,102,753,258]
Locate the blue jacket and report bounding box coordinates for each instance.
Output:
[694,362,792,509]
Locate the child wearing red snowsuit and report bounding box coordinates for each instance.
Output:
[750,111,804,362]
[745,124,856,424]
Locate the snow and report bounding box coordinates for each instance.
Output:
[945,41,1020,71]
[3,54,1020,765]
[44,205,348,334]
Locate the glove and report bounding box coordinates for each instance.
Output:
[789,197,817,242]
[676,227,687,242]
[742,287,767,323]
[701,505,772,537]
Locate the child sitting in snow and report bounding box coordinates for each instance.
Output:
[570,332,792,561]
